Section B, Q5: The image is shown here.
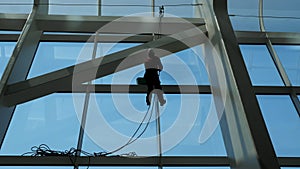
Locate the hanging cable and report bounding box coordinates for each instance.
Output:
[94,95,157,156]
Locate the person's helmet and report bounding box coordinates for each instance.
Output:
[148,48,155,58]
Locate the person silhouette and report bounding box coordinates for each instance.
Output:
[143,49,166,106]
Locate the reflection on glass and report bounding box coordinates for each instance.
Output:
[263,0,300,33]
[0,42,16,79]
[240,45,284,86]
[0,0,33,14]
[28,42,140,79]
[162,95,226,156]
[49,0,98,15]
[228,0,259,31]
[274,45,300,86]
[229,16,260,31]
[0,94,82,155]
[82,94,226,156]
[257,95,300,157]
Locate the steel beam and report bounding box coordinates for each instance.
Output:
[0,156,229,166]
[203,0,280,168]
[0,0,48,148]
[3,27,207,106]
[236,31,300,45]
[0,14,205,33]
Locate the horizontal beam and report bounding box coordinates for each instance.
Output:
[2,31,300,45]
[0,14,205,33]
[0,156,229,166]
[3,27,206,106]
[0,14,27,31]
[278,157,300,167]
[60,84,211,94]
[236,31,300,45]
[254,86,300,95]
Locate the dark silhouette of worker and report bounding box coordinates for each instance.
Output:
[144,49,166,106]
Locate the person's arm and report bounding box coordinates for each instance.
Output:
[157,57,163,71]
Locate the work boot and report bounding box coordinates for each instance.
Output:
[160,99,166,106]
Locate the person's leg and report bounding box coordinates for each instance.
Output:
[153,77,166,106]
[146,82,154,106]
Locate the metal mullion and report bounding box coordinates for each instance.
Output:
[259,0,300,117]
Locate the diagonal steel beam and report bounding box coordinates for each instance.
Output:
[0,14,205,34]
[0,0,49,149]
[3,26,207,107]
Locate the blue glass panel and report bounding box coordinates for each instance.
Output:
[49,0,98,16]
[28,42,139,79]
[240,45,284,86]
[102,0,151,16]
[0,94,82,155]
[0,0,33,14]
[28,42,88,78]
[82,93,158,156]
[82,94,226,156]
[273,45,300,86]
[264,0,300,33]
[0,42,16,79]
[257,95,300,157]
[162,94,226,156]
[96,48,210,85]
[229,16,260,31]
[228,0,259,31]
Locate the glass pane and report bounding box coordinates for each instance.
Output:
[102,0,151,16]
[0,94,82,155]
[273,45,300,86]
[264,0,300,33]
[162,95,226,156]
[0,0,33,14]
[240,45,284,86]
[281,168,300,169]
[81,93,157,156]
[228,0,260,31]
[49,0,98,16]
[96,47,210,85]
[82,94,226,157]
[0,42,16,79]
[257,95,300,157]
[28,42,139,79]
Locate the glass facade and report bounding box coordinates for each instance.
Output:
[0,0,300,168]
[0,42,16,79]
[240,45,284,86]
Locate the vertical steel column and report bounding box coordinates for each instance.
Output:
[0,0,48,148]
[74,32,99,169]
[259,0,300,116]
[98,0,101,16]
[198,0,281,168]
